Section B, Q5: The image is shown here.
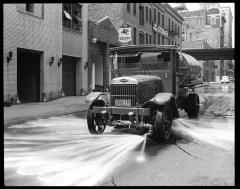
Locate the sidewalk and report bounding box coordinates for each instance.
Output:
[4,96,89,127]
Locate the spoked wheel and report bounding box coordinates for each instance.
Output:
[186,94,200,118]
[152,106,172,142]
[87,109,106,134]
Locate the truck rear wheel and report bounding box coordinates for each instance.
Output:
[186,94,200,118]
[152,106,172,142]
[87,109,106,134]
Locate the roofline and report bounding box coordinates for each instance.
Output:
[163,3,184,22]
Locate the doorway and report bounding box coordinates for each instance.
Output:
[17,49,41,103]
[93,54,104,91]
[62,56,76,96]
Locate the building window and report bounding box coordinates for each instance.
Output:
[26,3,34,13]
[168,18,170,30]
[127,3,130,13]
[162,14,164,27]
[133,27,136,45]
[149,8,152,23]
[154,8,156,22]
[146,33,148,44]
[207,16,211,25]
[139,32,145,44]
[158,34,160,44]
[216,16,220,26]
[189,33,192,41]
[162,36,164,45]
[139,4,144,26]
[133,3,136,15]
[196,32,200,39]
[172,21,174,32]
[182,37,185,42]
[149,35,152,44]
[158,12,160,25]
[178,26,180,37]
[63,3,82,33]
[172,41,174,45]
[146,7,148,21]
[211,17,216,25]
[153,33,156,44]
[168,39,170,45]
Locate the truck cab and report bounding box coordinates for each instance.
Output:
[85,45,201,142]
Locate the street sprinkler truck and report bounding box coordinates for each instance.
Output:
[85,45,202,142]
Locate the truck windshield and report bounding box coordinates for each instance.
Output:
[111,52,141,69]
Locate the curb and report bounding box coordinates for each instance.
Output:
[4,109,88,128]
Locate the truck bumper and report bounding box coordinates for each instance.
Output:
[92,106,151,116]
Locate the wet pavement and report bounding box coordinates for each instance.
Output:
[4,82,235,186]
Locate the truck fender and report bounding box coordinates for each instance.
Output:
[148,92,179,118]
[85,92,110,108]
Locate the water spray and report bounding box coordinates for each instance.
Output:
[136,133,151,163]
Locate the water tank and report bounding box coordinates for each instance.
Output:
[179,53,201,86]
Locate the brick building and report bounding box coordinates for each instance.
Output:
[3,3,88,104]
[221,6,234,77]
[88,3,183,90]
[176,3,229,81]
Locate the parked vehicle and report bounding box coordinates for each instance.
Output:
[85,45,201,142]
[221,76,230,83]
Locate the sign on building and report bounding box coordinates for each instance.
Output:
[153,23,168,38]
[118,27,132,43]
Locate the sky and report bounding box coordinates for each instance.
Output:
[169,3,235,47]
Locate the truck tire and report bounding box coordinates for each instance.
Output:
[87,109,106,134]
[186,94,200,118]
[152,106,172,142]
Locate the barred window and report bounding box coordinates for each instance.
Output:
[146,33,148,44]
[63,3,82,33]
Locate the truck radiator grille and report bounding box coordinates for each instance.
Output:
[110,84,137,107]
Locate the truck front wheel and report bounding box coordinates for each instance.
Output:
[186,94,200,118]
[152,106,172,142]
[87,109,106,134]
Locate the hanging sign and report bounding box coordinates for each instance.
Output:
[153,23,168,38]
[118,27,132,43]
